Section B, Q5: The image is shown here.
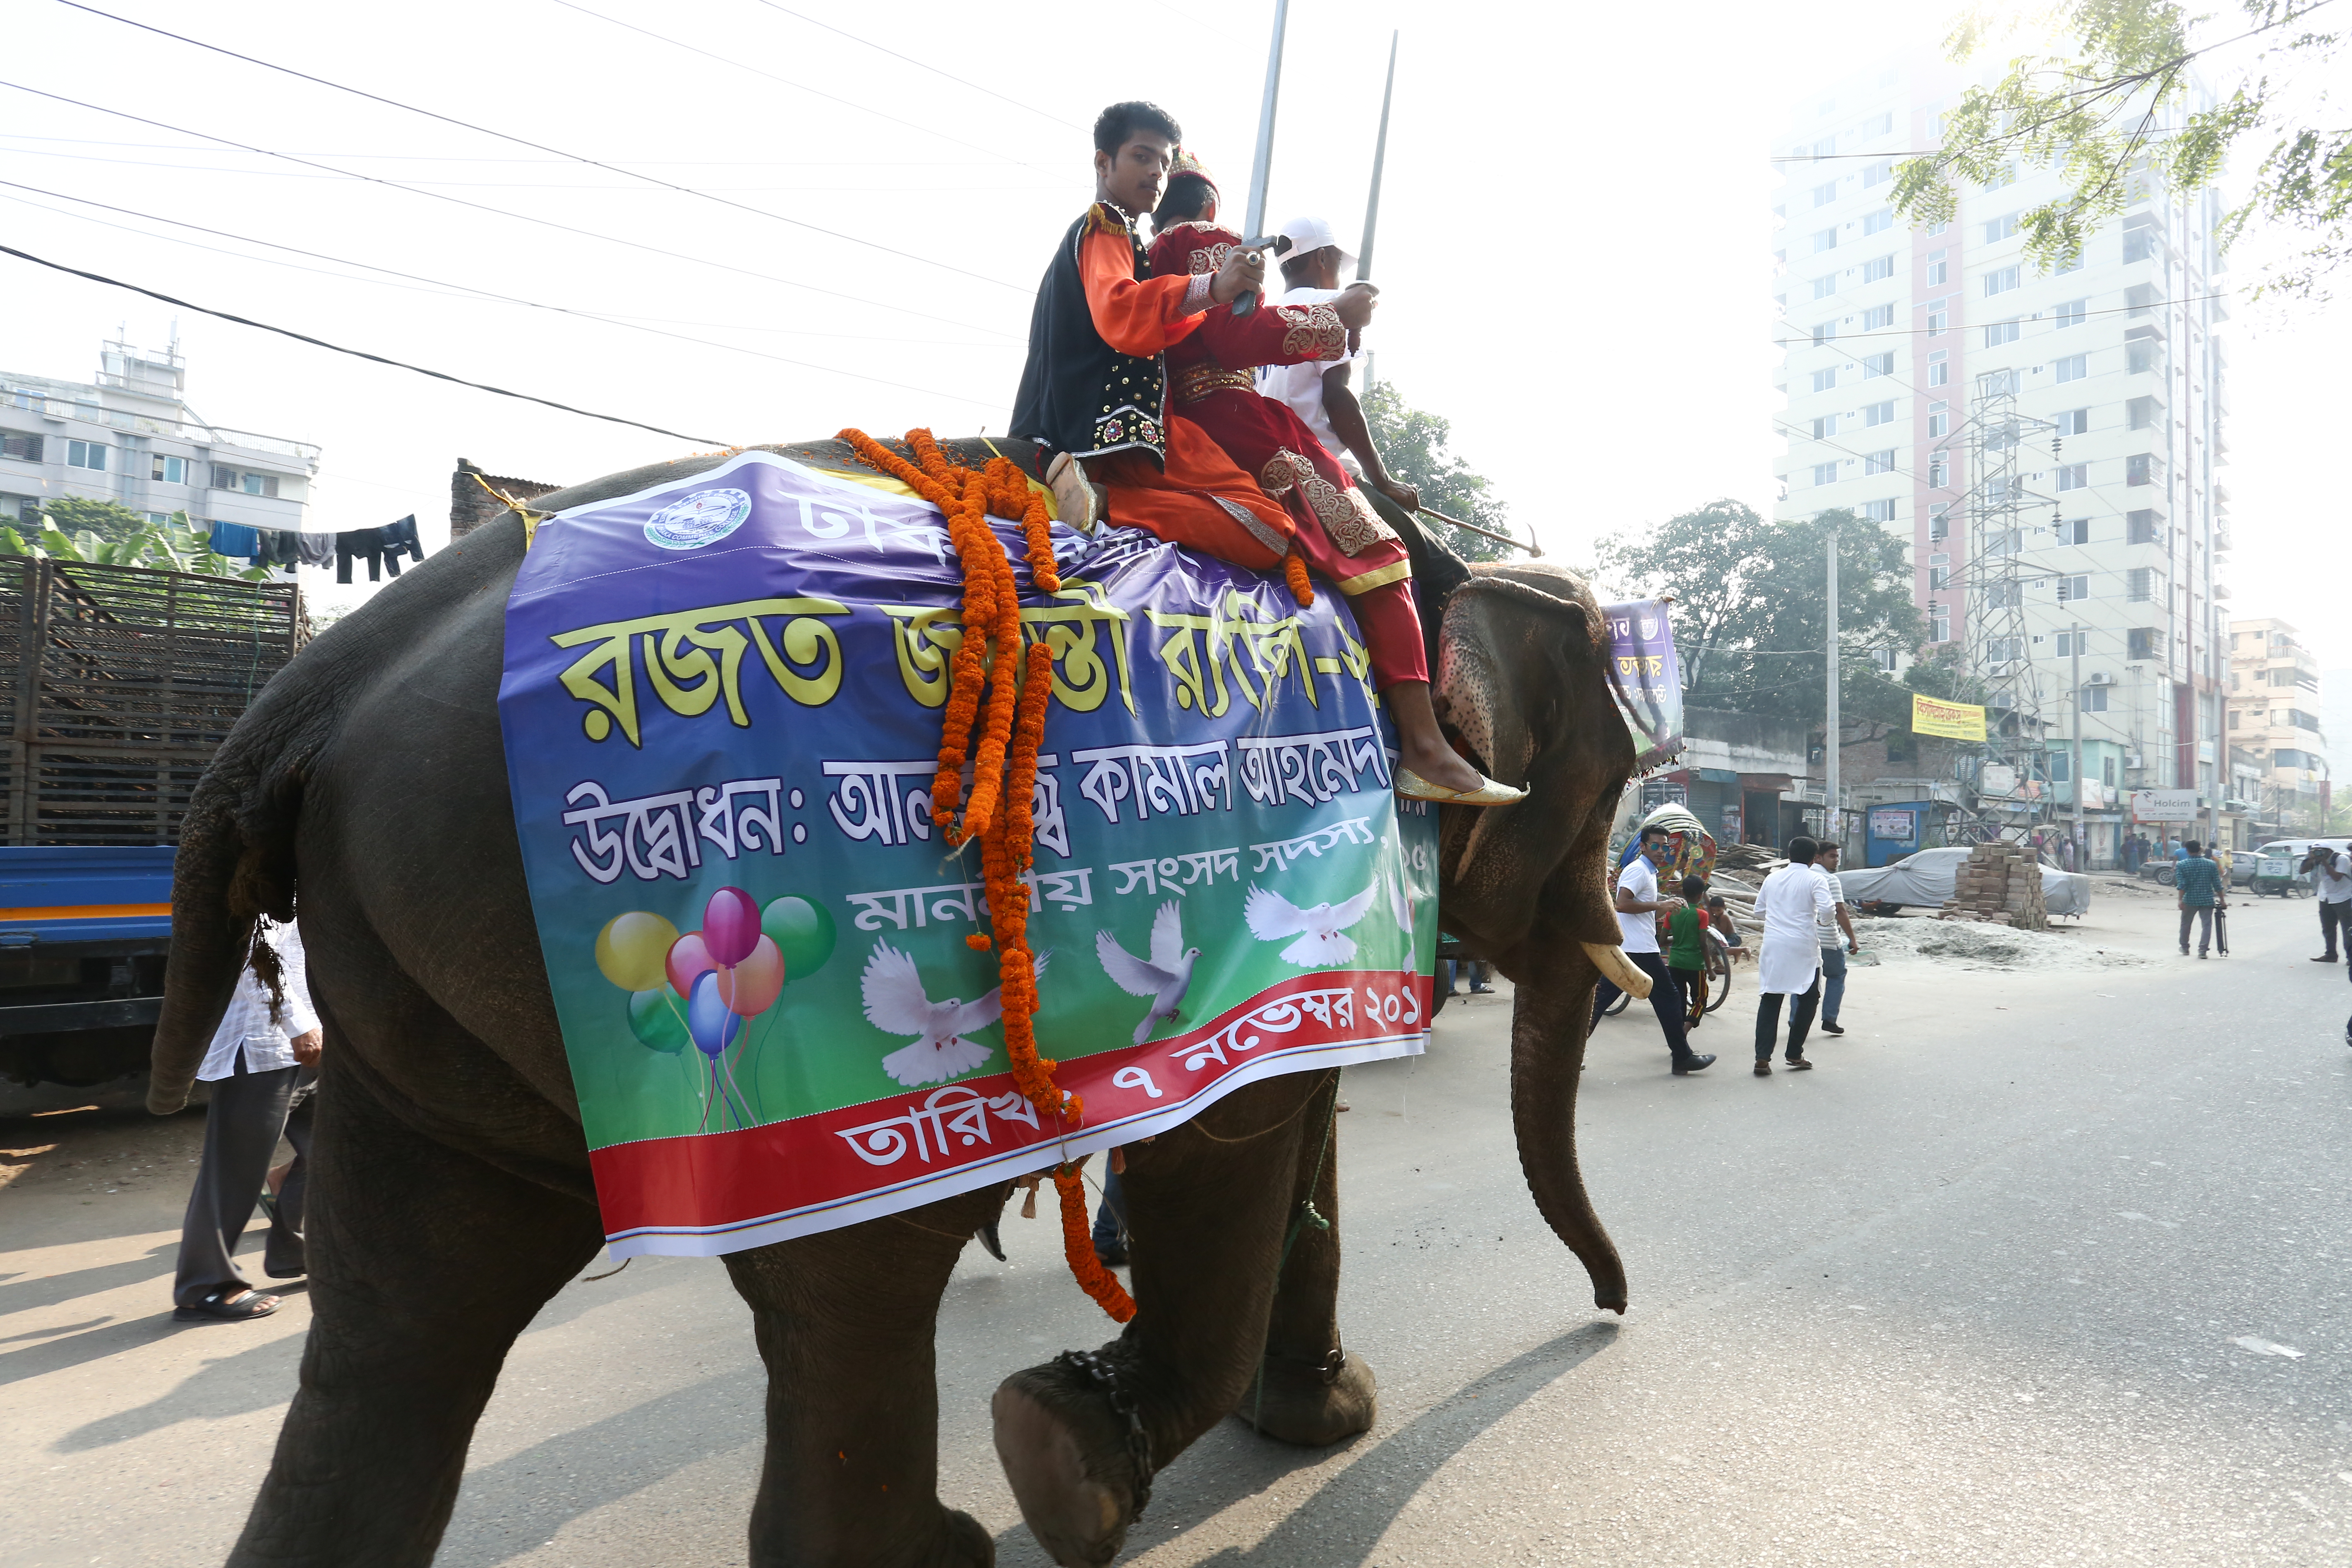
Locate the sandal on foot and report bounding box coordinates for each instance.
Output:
[1395,768,1528,806]
[1785,1056,1814,1071]
[173,1288,279,1323]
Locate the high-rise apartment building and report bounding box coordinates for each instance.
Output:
[1772,54,2231,858]
[0,338,319,536]
[2227,617,2328,834]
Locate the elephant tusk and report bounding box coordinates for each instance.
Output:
[1580,941,1651,998]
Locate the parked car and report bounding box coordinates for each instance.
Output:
[1837,845,2091,917]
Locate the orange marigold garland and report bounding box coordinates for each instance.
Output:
[1282,541,1315,608]
[838,427,1128,1320]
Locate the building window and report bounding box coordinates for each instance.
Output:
[1864,400,1895,427]
[2102,754,2117,785]
[2228,709,2239,728]
[2055,408,2088,435]
[2057,574,2089,601]
[1984,212,2020,243]
[1930,504,1951,540]
[2126,508,2162,544]
[2127,567,2166,602]
[1929,552,1951,588]
[1862,352,1894,377]
[1813,320,1838,343]
[1928,451,1949,487]
[2127,340,2161,375]
[2049,750,2070,780]
[1812,181,1839,208]
[1811,367,1838,392]
[1983,578,2020,608]
[65,439,107,471]
[2055,630,2084,656]
[211,464,238,490]
[2055,463,2088,491]
[2056,298,2088,327]
[1812,462,1839,486]
[1812,414,1840,438]
[2128,627,2160,660]
[2127,395,2161,430]
[1813,228,1838,253]
[2055,353,2088,382]
[1871,647,1898,672]
[1863,498,1897,522]
[241,472,279,497]
[1928,351,1950,386]
[1930,604,1950,642]
[2123,228,2163,264]
[1986,476,2015,505]
[2057,516,2089,544]
[1926,250,1949,286]
[1862,254,1895,283]
[2057,249,2085,275]
[1927,403,1949,437]
[1812,273,1839,299]
[2081,685,2110,712]
[1862,209,1894,235]
[0,433,40,463]
[1862,303,1894,330]
[1989,637,2021,664]
[2125,453,2156,486]
[149,453,187,484]
[1814,136,1837,158]
[1862,158,1893,189]
[1985,265,2021,295]
[1860,112,1894,137]
[1985,318,2021,347]
[1864,448,1896,475]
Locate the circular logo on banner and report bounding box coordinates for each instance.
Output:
[643,487,752,550]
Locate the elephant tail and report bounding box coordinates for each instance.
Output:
[148,713,310,1114]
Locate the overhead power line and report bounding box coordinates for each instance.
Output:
[1774,291,2231,346]
[52,0,1030,292]
[0,241,736,444]
[0,82,1018,340]
[737,0,1082,129]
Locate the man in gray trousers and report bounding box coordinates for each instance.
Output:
[172,917,319,1322]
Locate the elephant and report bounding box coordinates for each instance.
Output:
[146,437,1647,1568]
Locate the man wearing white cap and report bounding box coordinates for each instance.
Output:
[1257,216,1421,519]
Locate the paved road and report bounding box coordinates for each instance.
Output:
[4,885,2348,1565]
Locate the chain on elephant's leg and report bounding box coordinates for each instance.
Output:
[991,1076,1318,1568]
[725,1186,1004,1568]
[1236,1070,1377,1446]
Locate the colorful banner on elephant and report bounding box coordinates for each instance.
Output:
[1603,599,1682,773]
[498,451,1435,1259]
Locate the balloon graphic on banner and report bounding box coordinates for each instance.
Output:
[703,886,762,968]
[717,934,785,1017]
[761,895,836,980]
[687,969,742,1058]
[627,985,691,1054]
[666,932,718,998]
[595,911,679,992]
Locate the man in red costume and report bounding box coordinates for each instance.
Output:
[1010,102,1514,804]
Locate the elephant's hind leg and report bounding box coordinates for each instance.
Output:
[723,1188,1006,1568]
[229,1051,605,1568]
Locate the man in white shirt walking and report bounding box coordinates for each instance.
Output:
[1752,836,1838,1075]
[2306,843,2352,963]
[1589,825,1717,1074]
[172,917,320,1322]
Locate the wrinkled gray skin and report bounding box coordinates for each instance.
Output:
[148,439,1635,1568]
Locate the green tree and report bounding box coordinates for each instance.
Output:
[1597,503,1925,732]
[40,496,150,543]
[1357,379,1529,562]
[1893,1,2349,295]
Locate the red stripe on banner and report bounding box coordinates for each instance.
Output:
[588,968,1430,1246]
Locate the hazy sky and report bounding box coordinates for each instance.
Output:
[1,0,2336,681]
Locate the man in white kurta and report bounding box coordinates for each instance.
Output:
[1752,836,1836,1074]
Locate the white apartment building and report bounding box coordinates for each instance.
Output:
[1772,54,2230,849]
[0,338,319,535]
[2227,616,2328,833]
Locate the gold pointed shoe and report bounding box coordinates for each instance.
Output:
[1044,451,1098,534]
[1394,768,1528,805]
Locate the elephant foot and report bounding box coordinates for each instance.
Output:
[937,1506,996,1568]
[990,1359,1145,1568]
[1234,1347,1378,1447]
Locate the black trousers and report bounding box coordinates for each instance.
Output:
[1668,964,1706,1019]
[1754,973,1821,1062]
[2320,898,2349,959]
[175,1060,314,1308]
[1591,950,1693,1061]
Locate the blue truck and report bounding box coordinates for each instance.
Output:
[0,555,304,1088]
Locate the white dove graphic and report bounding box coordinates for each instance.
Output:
[860,941,1052,1088]
[1096,900,1202,1045]
[1244,881,1381,967]
[1386,867,1416,972]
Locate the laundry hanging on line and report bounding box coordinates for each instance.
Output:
[336,514,427,583]
[203,521,335,569]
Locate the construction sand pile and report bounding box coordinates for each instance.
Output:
[1863,917,2151,972]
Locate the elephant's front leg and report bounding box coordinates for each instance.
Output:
[1237,1071,1378,1446]
[724,1187,1006,1568]
[991,1074,1324,1568]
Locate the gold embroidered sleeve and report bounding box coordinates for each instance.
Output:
[1273,303,1347,362]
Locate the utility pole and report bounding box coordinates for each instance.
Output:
[1357,31,1398,281]
[1243,0,1290,240]
[1825,526,1839,857]
[2071,620,2085,867]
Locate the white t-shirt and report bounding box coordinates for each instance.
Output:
[2320,850,2352,904]
[1617,855,1662,953]
[1253,285,1354,466]
[1813,863,1848,945]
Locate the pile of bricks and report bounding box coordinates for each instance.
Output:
[1935,841,2049,929]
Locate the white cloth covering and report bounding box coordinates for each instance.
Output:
[1616,854,1663,953]
[195,920,320,1081]
[1255,284,1354,465]
[1755,862,1835,996]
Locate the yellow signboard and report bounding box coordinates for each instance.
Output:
[1910,693,1987,742]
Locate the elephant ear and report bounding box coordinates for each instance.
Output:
[1435,573,1595,789]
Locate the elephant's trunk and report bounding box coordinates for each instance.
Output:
[1507,962,1627,1314]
